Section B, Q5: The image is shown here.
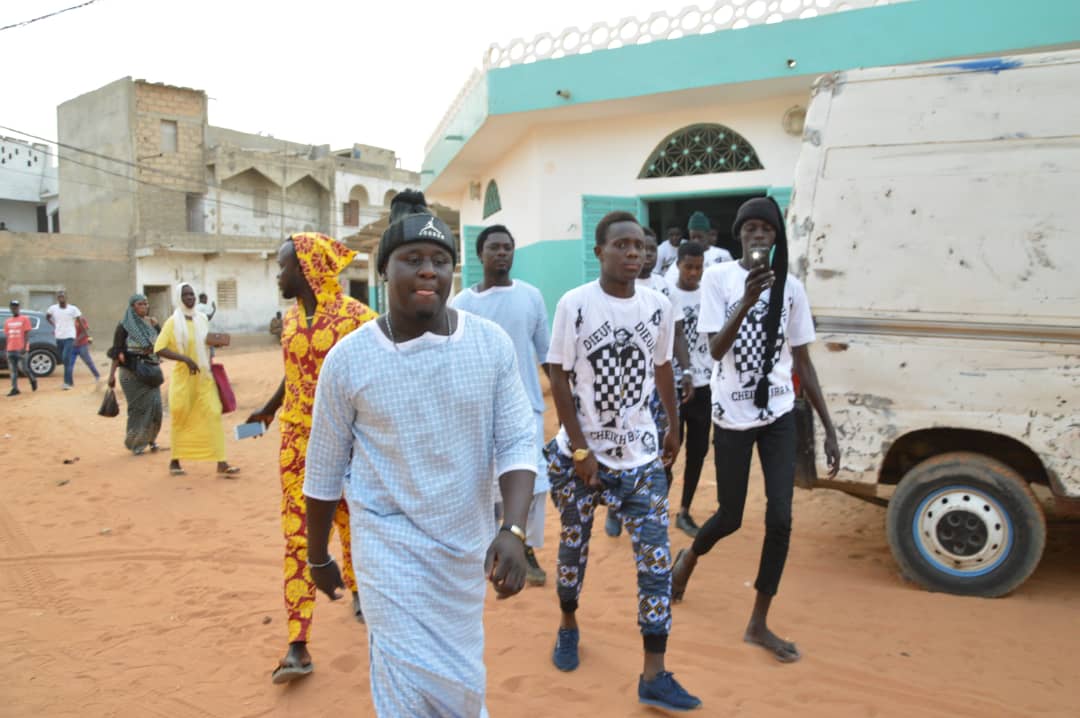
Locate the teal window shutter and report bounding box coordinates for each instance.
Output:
[462,225,484,289]
[483,181,501,219]
[581,196,642,283]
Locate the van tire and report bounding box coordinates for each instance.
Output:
[886,452,1045,598]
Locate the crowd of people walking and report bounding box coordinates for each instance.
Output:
[4,189,841,716]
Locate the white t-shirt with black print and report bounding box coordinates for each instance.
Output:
[698,262,815,430]
[663,245,733,286]
[636,273,671,298]
[655,240,682,276]
[668,285,712,388]
[549,281,676,470]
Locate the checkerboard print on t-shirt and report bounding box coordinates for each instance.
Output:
[588,327,648,427]
[726,299,787,388]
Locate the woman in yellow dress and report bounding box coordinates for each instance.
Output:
[154,282,240,476]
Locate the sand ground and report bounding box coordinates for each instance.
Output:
[2,346,1078,717]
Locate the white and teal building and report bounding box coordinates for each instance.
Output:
[422,0,1080,313]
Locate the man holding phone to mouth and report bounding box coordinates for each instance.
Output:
[671,197,840,665]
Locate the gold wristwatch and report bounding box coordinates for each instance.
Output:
[573,447,591,462]
[501,524,527,543]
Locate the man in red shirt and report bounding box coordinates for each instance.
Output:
[4,300,38,395]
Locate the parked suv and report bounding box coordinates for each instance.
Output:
[0,309,60,377]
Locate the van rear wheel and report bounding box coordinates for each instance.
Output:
[886,452,1045,598]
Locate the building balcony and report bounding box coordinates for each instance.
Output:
[134,231,284,258]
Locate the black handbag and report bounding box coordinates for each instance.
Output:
[98,388,120,418]
[131,354,165,388]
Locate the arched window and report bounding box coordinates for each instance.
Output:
[383,189,398,206]
[483,180,501,219]
[638,124,763,179]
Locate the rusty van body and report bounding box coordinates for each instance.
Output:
[788,51,1080,597]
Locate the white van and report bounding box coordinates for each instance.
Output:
[788,50,1079,597]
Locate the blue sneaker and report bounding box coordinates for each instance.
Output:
[604,510,622,537]
[639,671,702,711]
[552,628,580,672]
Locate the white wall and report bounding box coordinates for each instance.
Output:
[0,138,50,203]
[331,169,415,238]
[136,253,286,333]
[0,200,40,231]
[455,92,808,248]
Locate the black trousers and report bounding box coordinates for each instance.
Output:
[678,385,712,511]
[691,410,795,597]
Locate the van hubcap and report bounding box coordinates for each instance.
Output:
[916,487,1010,573]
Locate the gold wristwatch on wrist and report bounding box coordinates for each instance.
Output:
[573,447,591,462]
[501,524,527,543]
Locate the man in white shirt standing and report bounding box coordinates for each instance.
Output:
[195,293,216,322]
[663,212,732,286]
[546,210,700,712]
[654,225,683,276]
[671,197,840,664]
[451,223,552,587]
[47,290,83,389]
[667,241,712,538]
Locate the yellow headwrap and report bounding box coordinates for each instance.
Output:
[290,232,357,304]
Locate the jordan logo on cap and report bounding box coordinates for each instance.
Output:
[418,217,445,241]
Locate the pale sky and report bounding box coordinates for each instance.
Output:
[2,0,695,171]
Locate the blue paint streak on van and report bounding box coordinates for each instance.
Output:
[937,58,1024,74]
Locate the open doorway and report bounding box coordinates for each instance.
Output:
[348,279,369,303]
[644,191,765,259]
[143,285,171,324]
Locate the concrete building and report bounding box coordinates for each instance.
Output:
[57,78,421,329]
[0,136,59,233]
[421,0,1080,315]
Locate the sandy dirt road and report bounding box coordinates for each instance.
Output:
[2,347,1077,717]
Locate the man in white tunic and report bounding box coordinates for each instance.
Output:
[451,223,551,586]
[303,191,537,717]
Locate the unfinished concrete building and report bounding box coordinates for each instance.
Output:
[57,77,430,330]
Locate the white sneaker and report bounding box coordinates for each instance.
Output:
[62,384,72,390]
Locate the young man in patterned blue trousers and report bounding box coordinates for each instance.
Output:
[545,210,702,712]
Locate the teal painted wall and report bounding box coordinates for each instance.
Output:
[487,0,1080,115]
[423,0,1080,184]
[510,239,584,322]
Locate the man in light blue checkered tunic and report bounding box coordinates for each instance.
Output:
[303,191,537,717]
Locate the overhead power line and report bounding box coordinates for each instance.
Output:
[0,125,394,229]
[0,0,102,33]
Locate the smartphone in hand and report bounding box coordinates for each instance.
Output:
[235,421,266,440]
[749,248,769,269]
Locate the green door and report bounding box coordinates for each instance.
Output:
[581,196,644,283]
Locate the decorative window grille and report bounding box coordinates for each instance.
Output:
[216,279,238,309]
[639,124,763,179]
[482,180,501,219]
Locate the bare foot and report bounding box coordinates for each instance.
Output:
[671,548,696,602]
[271,641,313,684]
[744,625,801,663]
